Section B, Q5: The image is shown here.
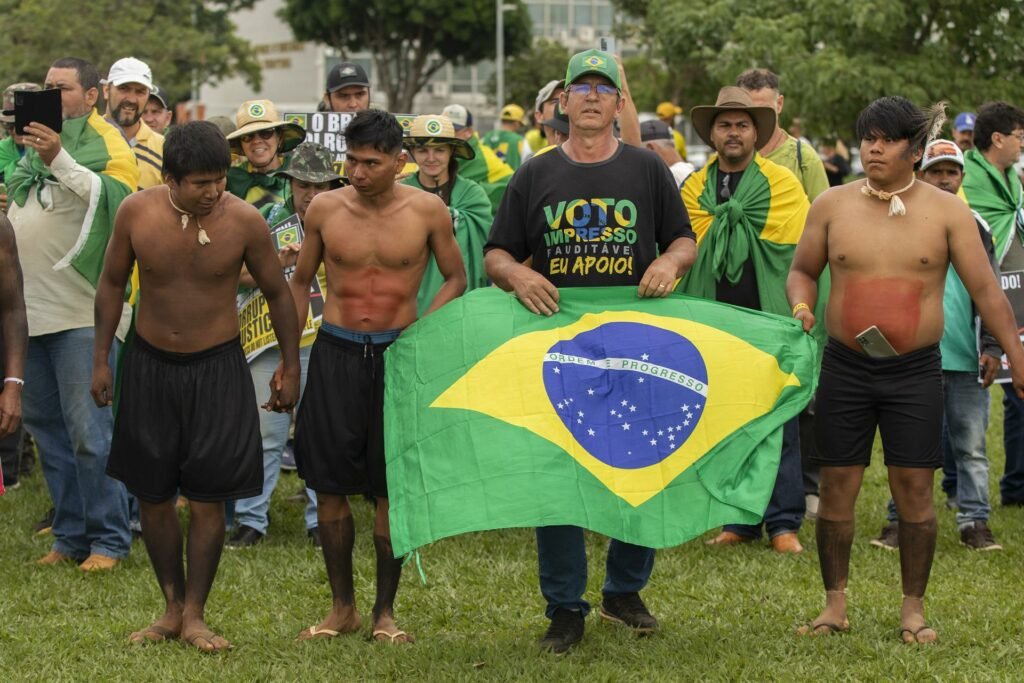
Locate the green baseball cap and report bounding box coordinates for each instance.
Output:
[564,49,621,90]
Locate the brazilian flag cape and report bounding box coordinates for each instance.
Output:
[675,154,829,355]
[456,134,514,213]
[963,148,1023,263]
[401,173,493,316]
[385,287,817,555]
[7,109,137,287]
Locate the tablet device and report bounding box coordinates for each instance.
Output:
[855,325,899,358]
[14,88,62,136]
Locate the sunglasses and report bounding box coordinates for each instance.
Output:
[240,129,277,144]
[566,83,618,97]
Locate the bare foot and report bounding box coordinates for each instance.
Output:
[129,611,182,644]
[296,604,362,641]
[372,614,414,644]
[900,597,937,644]
[797,592,849,636]
[181,618,232,653]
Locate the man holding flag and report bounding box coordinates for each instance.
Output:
[677,86,812,553]
[8,57,138,571]
[485,49,696,653]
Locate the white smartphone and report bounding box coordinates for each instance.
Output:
[855,325,899,358]
[598,36,617,55]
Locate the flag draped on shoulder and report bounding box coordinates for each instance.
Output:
[962,147,1024,263]
[385,287,818,556]
[7,109,137,287]
[675,153,828,355]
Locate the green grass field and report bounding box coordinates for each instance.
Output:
[2,394,1024,681]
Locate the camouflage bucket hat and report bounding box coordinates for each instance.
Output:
[1,82,42,123]
[272,141,343,183]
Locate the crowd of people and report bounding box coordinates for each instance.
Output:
[1,47,1023,655]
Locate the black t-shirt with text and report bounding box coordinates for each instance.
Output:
[485,143,695,287]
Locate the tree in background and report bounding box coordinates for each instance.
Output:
[0,0,261,110]
[281,0,533,113]
[613,0,1024,139]
[487,40,570,110]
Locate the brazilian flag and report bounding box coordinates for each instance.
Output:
[385,287,817,556]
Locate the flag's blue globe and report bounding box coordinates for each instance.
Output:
[543,322,709,469]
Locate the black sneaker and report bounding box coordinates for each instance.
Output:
[869,521,899,550]
[960,521,1002,551]
[33,507,55,535]
[307,527,322,548]
[599,592,659,633]
[226,525,264,548]
[538,608,584,654]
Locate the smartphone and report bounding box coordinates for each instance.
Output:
[15,88,62,136]
[598,36,617,55]
[856,325,899,358]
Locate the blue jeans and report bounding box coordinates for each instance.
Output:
[725,417,803,538]
[22,328,130,559]
[1000,383,1024,504]
[232,345,317,533]
[536,525,655,618]
[885,371,990,525]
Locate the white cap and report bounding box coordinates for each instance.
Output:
[104,57,155,91]
[921,139,965,171]
[441,104,471,129]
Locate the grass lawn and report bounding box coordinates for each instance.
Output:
[2,393,1024,681]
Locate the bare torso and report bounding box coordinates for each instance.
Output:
[313,185,438,331]
[823,180,953,354]
[130,189,263,352]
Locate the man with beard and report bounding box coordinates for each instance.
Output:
[103,58,164,190]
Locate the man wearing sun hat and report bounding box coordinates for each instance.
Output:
[102,57,165,190]
[402,115,492,314]
[656,100,688,161]
[482,103,532,169]
[485,48,696,654]
[678,86,814,554]
[225,99,306,213]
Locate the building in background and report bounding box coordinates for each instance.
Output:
[196,0,621,125]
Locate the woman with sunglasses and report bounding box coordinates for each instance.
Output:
[225,99,305,214]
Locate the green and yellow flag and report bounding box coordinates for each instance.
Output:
[385,287,817,556]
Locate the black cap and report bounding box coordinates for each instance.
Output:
[542,106,569,136]
[640,119,673,142]
[327,62,370,93]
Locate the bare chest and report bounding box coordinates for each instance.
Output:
[827,205,948,276]
[133,218,245,281]
[321,216,431,270]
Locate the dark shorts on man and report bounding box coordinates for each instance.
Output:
[106,334,262,503]
[294,325,398,498]
[812,337,943,469]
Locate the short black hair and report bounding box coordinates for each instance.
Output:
[736,68,780,92]
[344,109,403,155]
[163,121,231,182]
[50,57,100,92]
[855,96,934,168]
[974,101,1024,152]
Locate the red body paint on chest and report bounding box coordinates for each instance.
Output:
[840,277,923,353]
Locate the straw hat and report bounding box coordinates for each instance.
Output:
[690,86,777,149]
[225,99,306,154]
[405,115,475,160]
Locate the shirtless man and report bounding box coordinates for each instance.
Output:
[788,97,1024,643]
[289,110,466,644]
[92,121,300,652]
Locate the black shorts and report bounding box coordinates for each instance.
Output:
[812,337,943,469]
[294,329,395,497]
[106,334,262,503]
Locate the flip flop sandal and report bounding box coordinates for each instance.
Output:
[372,629,413,644]
[299,625,341,640]
[129,624,177,644]
[901,625,937,644]
[797,621,849,635]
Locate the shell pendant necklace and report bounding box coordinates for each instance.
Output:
[861,177,915,217]
[167,188,211,245]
